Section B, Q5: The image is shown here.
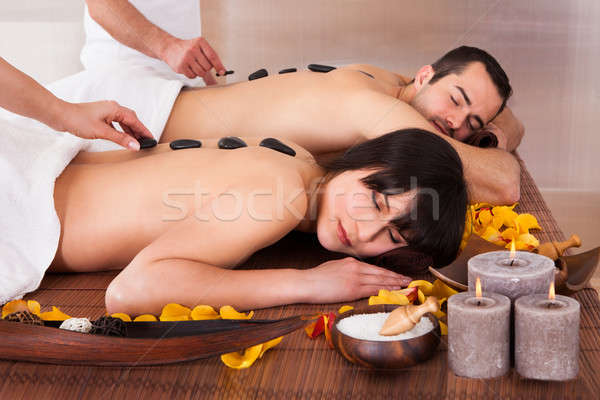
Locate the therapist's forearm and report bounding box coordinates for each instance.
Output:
[0,57,69,130]
[86,0,173,61]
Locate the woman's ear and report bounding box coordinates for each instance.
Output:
[413,65,435,92]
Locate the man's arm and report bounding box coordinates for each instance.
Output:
[351,91,520,205]
[490,106,525,152]
[85,0,225,83]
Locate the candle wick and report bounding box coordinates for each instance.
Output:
[510,259,515,266]
[477,300,481,306]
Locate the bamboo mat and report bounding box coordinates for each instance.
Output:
[1,156,599,399]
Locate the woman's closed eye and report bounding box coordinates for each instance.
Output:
[372,191,403,245]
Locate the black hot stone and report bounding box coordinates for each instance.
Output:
[259,138,296,157]
[218,136,248,150]
[278,68,297,74]
[307,64,336,73]
[248,68,268,81]
[170,139,202,150]
[4,311,43,326]
[90,316,127,337]
[138,137,157,149]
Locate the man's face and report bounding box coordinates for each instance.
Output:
[410,62,503,142]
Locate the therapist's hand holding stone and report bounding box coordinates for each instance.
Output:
[159,36,226,85]
[0,57,153,151]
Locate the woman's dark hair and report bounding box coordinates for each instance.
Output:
[323,129,467,269]
[430,46,512,117]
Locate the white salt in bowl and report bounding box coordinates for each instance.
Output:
[331,304,441,369]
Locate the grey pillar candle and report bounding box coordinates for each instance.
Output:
[448,291,511,378]
[515,293,580,380]
[468,251,554,301]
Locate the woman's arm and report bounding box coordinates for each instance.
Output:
[104,173,409,315]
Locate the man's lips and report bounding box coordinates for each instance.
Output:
[337,221,352,247]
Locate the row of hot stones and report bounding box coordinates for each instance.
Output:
[137,136,296,157]
[448,250,579,381]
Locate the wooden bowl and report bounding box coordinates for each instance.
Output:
[330,305,441,369]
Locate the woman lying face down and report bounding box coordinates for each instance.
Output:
[51,129,466,315]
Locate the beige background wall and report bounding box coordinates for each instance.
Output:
[1,0,598,192]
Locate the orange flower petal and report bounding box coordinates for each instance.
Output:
[220,344,263,369]
[219,305,254,320]
[133,314,158,322]
[159,303,192,321]
[39,306,71,321]
[111,313,132,322]
[2,300,28,319]
[191,305,220,320]
[338,305,354,314]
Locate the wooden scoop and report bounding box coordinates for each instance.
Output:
[535,234,581,260]
[379,296,439,336]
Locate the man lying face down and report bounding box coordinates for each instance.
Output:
[160,45,522,206]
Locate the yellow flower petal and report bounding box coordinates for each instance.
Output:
[431,280,458,299]
[439,321,448,335]
[368,296,390,305]
[338,305,354,314]
[491,205,518,229]
[417,289,426,305]
[191,305,221,320]
[259,336,283,358]
[501,227,519,242]
[2,300,28,318]
[481,226,503,244]
[159,303,192,321]
[408,280,434,295]
[111,313,132,322]
[515,214,542,235]
[27,300,41,316]
[478,209,493,227]
[515,233,540,251]
[220,344,263,369]
[133,314,158,322]
[220,305,254,320]
[39,306,71,321]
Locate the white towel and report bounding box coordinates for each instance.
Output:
[46,62,185,152]
[0,119,86,304]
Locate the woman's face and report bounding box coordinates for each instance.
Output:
[316,169,415,258]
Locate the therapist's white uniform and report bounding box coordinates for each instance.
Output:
[45,0,205,151]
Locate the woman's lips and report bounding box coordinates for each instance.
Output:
[432,121,448,136]
[337,221,352,247]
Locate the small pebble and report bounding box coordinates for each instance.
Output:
[138,137,157,149]
[259,138,296,157]
[170,139,202,150]
[218,136,248,149]
[248,68,268,81]
[307,64,336,73]
[279,68,297,74]
[336,312,434,341]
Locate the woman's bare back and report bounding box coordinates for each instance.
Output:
[51,139,319,273]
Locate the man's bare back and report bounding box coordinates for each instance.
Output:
[159,67,521,205]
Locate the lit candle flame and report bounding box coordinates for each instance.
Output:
[509,240,516,260]
[548,281,556,301]
[475,277,482,298]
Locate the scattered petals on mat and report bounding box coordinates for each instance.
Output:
[304,312,336,348]
[368,287,417,305]
[220,344,263,369]
[2,300,31,318]
[219,305,254,320]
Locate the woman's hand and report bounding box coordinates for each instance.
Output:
[57,100,155,150]
[303,257,412,304]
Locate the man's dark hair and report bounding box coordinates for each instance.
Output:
[430,46,512,117]
[323,129,468,268]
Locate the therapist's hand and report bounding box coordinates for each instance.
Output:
[160,36,226,86]
[58,100,154,151]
